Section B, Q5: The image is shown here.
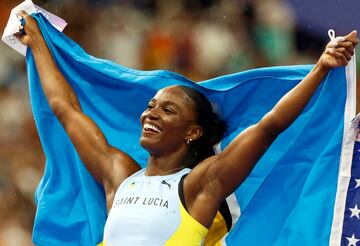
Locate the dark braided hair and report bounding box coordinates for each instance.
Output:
[177,85,227,168]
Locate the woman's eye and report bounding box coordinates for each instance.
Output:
[164,107,174,114]
[147,104,154,109]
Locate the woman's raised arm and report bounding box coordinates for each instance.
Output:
[17,11,140,207]
[185,31,359,228]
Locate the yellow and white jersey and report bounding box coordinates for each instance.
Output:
[103,168,233,246]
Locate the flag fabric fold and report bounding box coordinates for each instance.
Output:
[27,13,355,245]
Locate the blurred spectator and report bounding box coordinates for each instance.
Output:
[252,0,296,65]
[92,5,147,68]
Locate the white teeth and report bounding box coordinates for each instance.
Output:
[144,123,161,133]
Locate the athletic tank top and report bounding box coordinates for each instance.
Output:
[103,168,208,246]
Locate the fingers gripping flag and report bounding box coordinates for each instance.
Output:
[26,14,356,245]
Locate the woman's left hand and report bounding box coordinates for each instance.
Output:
[319,30,359,69]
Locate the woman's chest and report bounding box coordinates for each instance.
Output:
[104,176,182,244]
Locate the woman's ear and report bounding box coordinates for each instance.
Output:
[186,125,203,142]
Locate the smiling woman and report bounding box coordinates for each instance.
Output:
[105,84,231,245]
[140,86,199,162]
[140,85,227,172]
[16,7,358,246]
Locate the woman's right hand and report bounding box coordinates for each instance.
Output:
[16,10,42,48]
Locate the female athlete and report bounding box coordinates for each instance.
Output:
[17,10,358,246]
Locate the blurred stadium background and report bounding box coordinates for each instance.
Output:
[0,0,359,244]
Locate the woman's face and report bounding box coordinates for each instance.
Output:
[140,86,199,156]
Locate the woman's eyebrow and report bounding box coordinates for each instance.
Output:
[149,97,182,110]
[162,100,180,110]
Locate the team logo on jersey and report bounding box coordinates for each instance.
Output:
[129,182,135,188]
[161,180,171,190]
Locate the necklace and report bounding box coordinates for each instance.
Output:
[145,165,186,176]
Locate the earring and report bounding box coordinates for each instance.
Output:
[185,139,193,145]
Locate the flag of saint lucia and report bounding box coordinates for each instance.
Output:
[27,13,358,246]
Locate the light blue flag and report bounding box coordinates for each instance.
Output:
[27,13,352,245]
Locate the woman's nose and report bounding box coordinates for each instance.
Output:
[144,107,160,120]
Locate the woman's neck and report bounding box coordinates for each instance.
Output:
[146,152,188,176]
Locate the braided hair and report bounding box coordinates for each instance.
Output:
[177,85,227,168]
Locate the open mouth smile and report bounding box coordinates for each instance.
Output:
[143,123,162,133]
